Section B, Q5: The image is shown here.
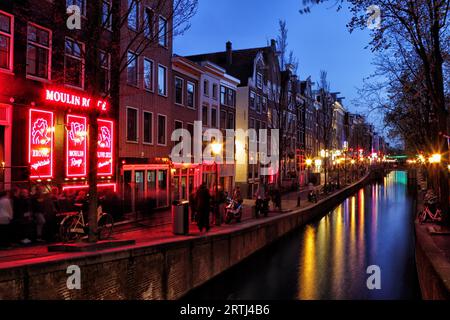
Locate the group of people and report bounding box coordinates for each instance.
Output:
[0,186,121,248]
[189,183,283,233]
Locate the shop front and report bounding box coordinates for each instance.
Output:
[172,163,202,201]
[25,88,116,193]
[121,163,170,214]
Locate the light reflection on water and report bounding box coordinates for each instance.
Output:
[184,171,420,300]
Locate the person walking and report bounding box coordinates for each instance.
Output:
[195,183,211,233]
[0,191,13,248]
[31,187,46,243]
[189,189,197,223]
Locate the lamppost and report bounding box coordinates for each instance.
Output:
[306,158,313,181]
[336,158,341,189]
[211,141,223,226]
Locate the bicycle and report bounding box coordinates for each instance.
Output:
[59,203,114,242]
[418,204,443,224]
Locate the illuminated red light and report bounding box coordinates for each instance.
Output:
[45,89,109,112]
[66,114,87,178]
[97,119,114,176]
[62,183,117,193]
[29,109,54,179]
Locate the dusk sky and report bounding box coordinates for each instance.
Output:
[174,0,383,131]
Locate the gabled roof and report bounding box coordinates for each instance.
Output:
[186,46,271,86]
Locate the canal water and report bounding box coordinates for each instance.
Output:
[184,171,421,300]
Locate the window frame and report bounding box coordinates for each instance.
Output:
[127,0,139,31]
[158,16,168,47]
[212,83,218,100]
[203,80,209,97]
[256,72,263,89]
[102,0,112,30]
[157,113,167,146]
[126,106,139,143]
[174,76,184,106]
[26,22,52,81]
[202,105,208,127]
[143,57,154,92]
[186,81,195,108]
[127,50,138,87]
[211,107,217,128]
[143,110,153,145]
[99,49,111,94]
[144,7,154,39]
[158,64,168,97]
[0,10,13,73]
[64,37,85,89]
[249,91,256,110]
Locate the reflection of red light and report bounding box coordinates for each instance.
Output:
[66,114,87,178]
[29,109,54,179]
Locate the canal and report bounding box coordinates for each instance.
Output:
[184,171,421,300]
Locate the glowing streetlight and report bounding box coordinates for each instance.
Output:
[305,159,313,167]
[211,142,223,156]
[429,153,442,164]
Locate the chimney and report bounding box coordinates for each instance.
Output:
[270,39,276,51]
[226,41,232,66]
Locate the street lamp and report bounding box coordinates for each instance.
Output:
[429,153,442,164]
[211,141,223,226]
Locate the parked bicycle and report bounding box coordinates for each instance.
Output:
[59,203,114,242]
[418,190,443,224]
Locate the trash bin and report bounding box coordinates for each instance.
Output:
[172,200,190,235]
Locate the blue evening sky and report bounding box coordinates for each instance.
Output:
[174,0,383,130]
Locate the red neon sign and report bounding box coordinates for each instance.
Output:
[62,183,117,193]
[97,119,114,176]
[66,114,87,177]
[29,109,54,179]
[44,89,109,111]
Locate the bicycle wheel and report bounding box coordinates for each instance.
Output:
[98,214,114,240]
[59,216,81,243]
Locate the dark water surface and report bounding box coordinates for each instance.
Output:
[184,171,420,300]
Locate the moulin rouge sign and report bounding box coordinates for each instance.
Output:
[28,89,114,180]
[44,89,109,111]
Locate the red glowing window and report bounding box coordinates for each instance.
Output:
[66,114,87,177]
[97,119,114,176]
[29,109,54,179]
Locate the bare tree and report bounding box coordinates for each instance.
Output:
[300,0,450,217]
[74,0,198,242]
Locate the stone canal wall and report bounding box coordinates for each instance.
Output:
[0,174,374,300]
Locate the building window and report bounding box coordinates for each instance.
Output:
[144,7,153,38]
[212,84,218,100]
[99,50,110,93]
[157,114,167,145]
[211,108,217,128]
[187,82,195,108]
[127,51,138,86]
[227,113,235,130]
[128,0,138,31]
[256,72,263,89]
[27,23,51,80]
[144,58,153,91]
[158,16,167,47]
[220,110,226,129]
[67,0,86,16]
[249,92,256,110]
[64,38,84,88]
[203,80,209,96]
[158,65,167,96]
[175,77,183,105]
[143,111,153,144]
[0,11,13,71]
[227,88,236,107]
[102,1,112,29]
[262,97,268,113]
[220,86,226,105]
[174,120,182,130]
[126,107,138,142]
[202,105,208,126]
[256,94,261,113]
[220,86,236,107]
